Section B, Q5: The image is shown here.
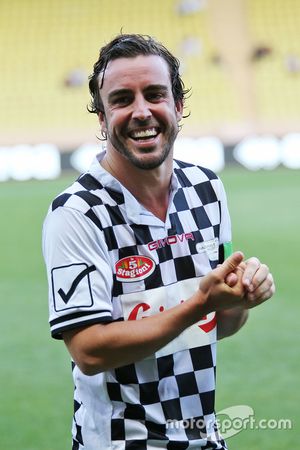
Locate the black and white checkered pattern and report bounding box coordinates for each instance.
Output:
[44,155,231,449]
[104,343,225,448]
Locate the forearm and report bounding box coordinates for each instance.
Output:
[216,306,249,340]
[63,252,249,375]
[63,293,204,375]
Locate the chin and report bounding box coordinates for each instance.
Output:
[134,160,162,170]
[131,149,171,170]
[111,136,173,170]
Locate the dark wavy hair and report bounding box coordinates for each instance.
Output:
[87,33,190,116]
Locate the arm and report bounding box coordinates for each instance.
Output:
[217,307,249,340]
[63,297,207,375]
[63,252,247,375]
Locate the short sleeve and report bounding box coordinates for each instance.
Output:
[212,177,232,263]
[217,178,232,245]
[42,207,113,339]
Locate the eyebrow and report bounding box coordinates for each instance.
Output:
[144,84,169,93]
[108,88,132,103]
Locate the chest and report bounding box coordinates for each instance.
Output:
[104,206,221,297]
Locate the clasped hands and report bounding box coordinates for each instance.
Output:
[199,251,275,313]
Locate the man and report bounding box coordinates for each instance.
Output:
[43,34,275,450]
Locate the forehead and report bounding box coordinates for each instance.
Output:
[100,54,172,93]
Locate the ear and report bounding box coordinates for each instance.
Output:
[175,99,183,122]
[98,112,107,133]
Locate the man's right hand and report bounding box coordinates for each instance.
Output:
[195,251,246,315]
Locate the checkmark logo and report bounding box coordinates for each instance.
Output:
[58,265,96,304]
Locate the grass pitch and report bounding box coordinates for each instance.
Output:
[0,167,299,449]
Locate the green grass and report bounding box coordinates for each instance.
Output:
[0,176,74,450]
[0,167,299,449]
[217,168,300,449]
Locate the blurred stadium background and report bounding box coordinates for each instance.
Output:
[1,0,300,177]
[0,1,299,449]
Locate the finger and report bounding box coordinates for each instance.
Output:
[225,272,238,287]
[247,264,270,292]
[200,252,244,295]
[242,257,260,289]
[225,262,246,287]
[239,261,247,271]
[217,251,244,278]
[252,266,271,290]
[218,261,246,270]
[246,286,275,307]
[246,273,275,301]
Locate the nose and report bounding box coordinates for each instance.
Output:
[131,95,152,121]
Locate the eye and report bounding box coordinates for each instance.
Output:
[114,96,132,106]
[147,92,165,102]
[109,93,133,107]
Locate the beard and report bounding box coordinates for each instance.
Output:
[106,120,179,170]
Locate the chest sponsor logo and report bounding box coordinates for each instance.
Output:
[148,232,195,251]
[115,255,155,282]
[120,278,216,357]
[128,302,216,333]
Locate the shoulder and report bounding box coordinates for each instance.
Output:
[173,159,223,186]
[43,172,108,243]
[50,172,105,214]
[173,159,228,207]
[174,159,219,181]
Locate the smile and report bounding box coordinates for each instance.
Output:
[129,127,160,141]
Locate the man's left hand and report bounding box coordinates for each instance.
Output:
[242,257,275,307]
[225,256,275,308]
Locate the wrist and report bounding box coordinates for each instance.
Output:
[185,290,211,323]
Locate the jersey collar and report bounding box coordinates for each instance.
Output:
[88,151,179,228]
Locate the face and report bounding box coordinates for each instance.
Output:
[98,55,183,170]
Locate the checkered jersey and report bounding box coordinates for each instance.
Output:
[42,153,231,450]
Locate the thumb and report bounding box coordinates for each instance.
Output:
[199,251,244,295]
[217,251,244,278]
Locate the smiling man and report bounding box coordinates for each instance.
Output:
[98,53,183,222]
[99,55,181,170]
[42,34,275,450]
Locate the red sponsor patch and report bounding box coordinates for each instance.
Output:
[115,255,155,282]
[198,312,216,333]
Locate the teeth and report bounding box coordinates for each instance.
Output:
[131,128,157,139]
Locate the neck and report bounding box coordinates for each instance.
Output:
[101,150,173,222]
